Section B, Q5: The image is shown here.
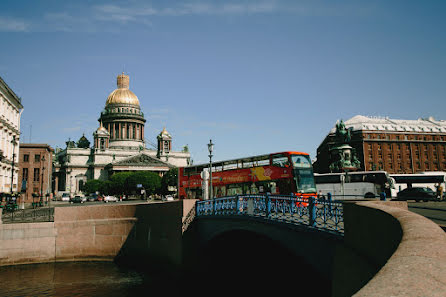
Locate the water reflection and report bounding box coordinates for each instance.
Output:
[0,261,163,297]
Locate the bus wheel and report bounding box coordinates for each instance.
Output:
[364,193,375,199]
[415,199,420,202]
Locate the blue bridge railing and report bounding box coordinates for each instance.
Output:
[196,194,344,236]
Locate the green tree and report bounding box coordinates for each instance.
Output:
[109,172,133,195]
[83,179,104,194]
[161,168,178,194]
[99,180,113,195]
[125,171,161,195]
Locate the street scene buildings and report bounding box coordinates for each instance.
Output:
[52,73,191,196]
[1,74,445,203]
[314,115,446,174]
[0,76,23,195]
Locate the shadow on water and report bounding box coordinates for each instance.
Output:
[188,230,332,297]
[0,261,177,297]
[0,232,331,296]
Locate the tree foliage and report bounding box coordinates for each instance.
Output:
[125,171,161,195]
[161,168,178,194]
[83,179,104,194]
[83,171,164,196]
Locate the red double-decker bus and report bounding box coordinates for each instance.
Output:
[178,151,317,200]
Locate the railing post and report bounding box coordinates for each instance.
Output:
[327,192,333,216]
[309,196,316,227]
[235,195,240,214]
[213,198,217,215]
[266,193,271,217]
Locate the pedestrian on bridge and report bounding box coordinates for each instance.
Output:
[436,183,444,201]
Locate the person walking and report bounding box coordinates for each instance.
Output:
[439,183,444,201]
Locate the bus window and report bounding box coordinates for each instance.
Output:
[272,154,290,167]
[215,186,226,198]
[276,179,292,194]
[291,155,312,168]
[294,168,317,193]
[227,184,243,196]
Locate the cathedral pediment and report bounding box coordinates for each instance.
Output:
[111,153,174,168]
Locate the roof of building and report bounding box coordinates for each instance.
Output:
[105,73,140,106]
[19,143,54,151]
[329,115,446,134]
[0,76,23,109]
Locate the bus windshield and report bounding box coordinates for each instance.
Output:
[291,155,312,168]
[294,168,317,193]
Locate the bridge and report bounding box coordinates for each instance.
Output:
[0,197,445,296]
[181,195,446,296]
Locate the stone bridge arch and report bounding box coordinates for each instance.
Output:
[182,215,342,295]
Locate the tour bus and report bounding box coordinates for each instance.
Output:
[390,171,446,197]
[178,151,317,200]
[314,171,395,200]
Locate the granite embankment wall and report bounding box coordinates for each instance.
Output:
[0,201,192,269]
[333,201,446,297]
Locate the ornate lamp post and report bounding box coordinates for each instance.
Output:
[208,139,214,199]
[10,135,17,193]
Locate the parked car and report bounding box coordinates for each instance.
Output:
[61,193,71,202]
[70,195,85,204]
[88,193,98,202]
[396,187,436,202]
[103,195,118,203]
[162,195,174,201]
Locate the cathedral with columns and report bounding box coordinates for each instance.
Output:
[53,73,190,195]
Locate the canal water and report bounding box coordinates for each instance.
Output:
[0,261,176,297]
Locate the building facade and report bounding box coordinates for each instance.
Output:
[314,115,446,174]
[53,73,190,195]
[18,144,53,206]
[0,76,23,194]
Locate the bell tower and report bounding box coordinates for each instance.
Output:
[93,121,110,151]
[157,127,172,159]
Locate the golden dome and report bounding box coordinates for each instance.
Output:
[106,73,140,106]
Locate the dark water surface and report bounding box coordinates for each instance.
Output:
[0,261,171,297]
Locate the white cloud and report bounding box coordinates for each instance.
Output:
[92,1,278,22]
[0,16,29,32]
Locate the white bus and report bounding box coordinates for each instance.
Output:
[390,172,446,198]
[314,171,394,200]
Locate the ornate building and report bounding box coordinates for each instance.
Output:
[314,115,446,174]
[0,76,23,194]
[53,73,190,195]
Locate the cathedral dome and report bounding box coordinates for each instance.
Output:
[106,73,140,106]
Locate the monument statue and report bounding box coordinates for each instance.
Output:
[329,120,361,172]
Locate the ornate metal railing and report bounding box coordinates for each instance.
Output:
[196,194,344,235]
[1,207,55,224]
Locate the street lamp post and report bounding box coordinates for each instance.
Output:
[208,139,214,199]
[10,135,17,194]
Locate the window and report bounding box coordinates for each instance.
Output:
[33,168,40,182]
[22,168,28,181]
[34,154,40,162]
[272,154,290,167]
[291,155,311,168]
[23,154,29,162]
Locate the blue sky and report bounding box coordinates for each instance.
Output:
[1,0,445,164]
